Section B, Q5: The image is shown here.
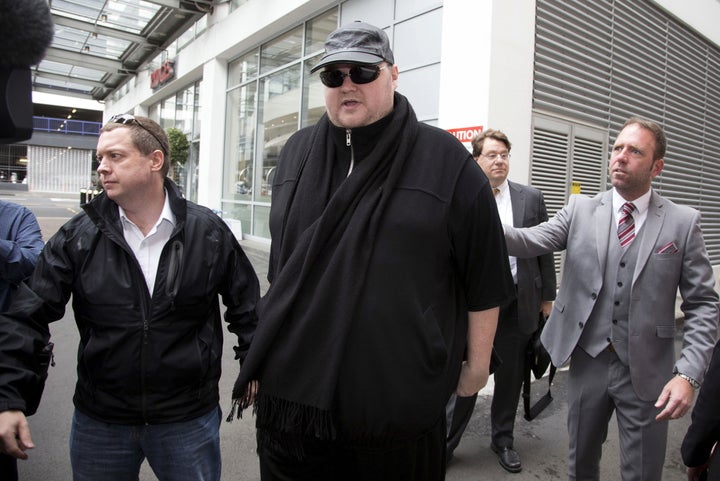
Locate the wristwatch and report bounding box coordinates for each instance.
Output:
[673,368,700,389]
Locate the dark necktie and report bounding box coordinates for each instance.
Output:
[617,202,636,247]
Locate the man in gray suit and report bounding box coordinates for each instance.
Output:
[446,129,557,473]
[504,117,719,481]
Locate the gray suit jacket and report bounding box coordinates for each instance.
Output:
[508,180,556,334]
[505,189,719,401]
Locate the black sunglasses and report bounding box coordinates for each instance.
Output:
[109,114,168,156]
[319,65,387,88]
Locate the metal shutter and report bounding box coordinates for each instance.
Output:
[534,0,720,262]
[532,115,607,277]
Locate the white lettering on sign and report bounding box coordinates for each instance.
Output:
[447,126,484,142]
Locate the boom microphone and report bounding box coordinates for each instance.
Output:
[0,0,55,143]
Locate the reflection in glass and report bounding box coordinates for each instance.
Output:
[257,65,301,203]
[221,202,251,238]
[302,54,326,128]
[228,51,259,89]
[305,10,338,57]
[260,26,302,75]
[252,205,270,238]
[224,84,257,201]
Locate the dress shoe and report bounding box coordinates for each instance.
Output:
[491,443,522,473]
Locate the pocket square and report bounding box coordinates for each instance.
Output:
[656,241,679,254]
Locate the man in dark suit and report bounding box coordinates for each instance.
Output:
[504,117,719,480]
[446,129,556,473]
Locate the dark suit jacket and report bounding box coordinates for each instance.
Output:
[682,338,720,477]
[508,180,556,334]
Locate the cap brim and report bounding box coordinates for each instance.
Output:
[310,51,385,73]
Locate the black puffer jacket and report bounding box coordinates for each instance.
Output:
[0,179,259,423]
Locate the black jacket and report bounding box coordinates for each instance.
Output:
[0,179,259,423]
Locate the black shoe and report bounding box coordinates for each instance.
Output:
[490,443,522,473]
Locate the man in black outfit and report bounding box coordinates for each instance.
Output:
[230,21,515,481]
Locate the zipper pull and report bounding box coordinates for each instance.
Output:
[346,129,354,176]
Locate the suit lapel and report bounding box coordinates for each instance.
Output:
[633,191,664,284]
[509,181,525,227]
[595,190,613,269]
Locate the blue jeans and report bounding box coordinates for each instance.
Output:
[69,407,221,481]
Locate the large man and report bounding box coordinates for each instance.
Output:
[504,117,719,481]
[0,115,260,480]
[0,200,43,481]
[446,129,556,473]
[229,21,515,480]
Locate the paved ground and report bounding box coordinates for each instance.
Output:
[5,189,696,480]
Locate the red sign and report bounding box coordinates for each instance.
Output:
[150,60,176,90]
[447,126,484,143]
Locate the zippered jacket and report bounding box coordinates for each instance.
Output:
[0,179,259,423]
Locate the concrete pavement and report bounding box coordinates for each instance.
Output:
[6,189,694,480]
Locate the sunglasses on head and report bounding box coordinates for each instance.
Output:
[319,65,387,88]
[109,113,168,156]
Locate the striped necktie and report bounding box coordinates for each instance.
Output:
[617,202,636,247]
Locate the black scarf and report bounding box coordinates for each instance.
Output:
[230,93,418,443]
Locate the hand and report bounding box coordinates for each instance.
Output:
[655,375,694,421]
[0,410,34,460]
[540,301,553,318]
[455,360,489,397]
[687,465,708,481]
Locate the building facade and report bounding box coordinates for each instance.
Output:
[101,0,720,265]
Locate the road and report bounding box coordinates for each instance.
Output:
[3,189,694,480]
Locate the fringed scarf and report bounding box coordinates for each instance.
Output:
[229,92,418,450]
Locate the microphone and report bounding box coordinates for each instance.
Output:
[0,0,54,143]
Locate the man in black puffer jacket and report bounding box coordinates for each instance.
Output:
[0,115,259,481]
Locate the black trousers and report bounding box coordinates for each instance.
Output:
[258,416,446,481]
[446,300,531,456]
[490,300,532,448]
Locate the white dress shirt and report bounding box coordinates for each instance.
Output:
[494,180,517,283]
[119,191,176,296]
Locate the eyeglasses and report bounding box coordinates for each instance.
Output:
[319,65,387,88]
[109,114,167,156]
[481,152,510,161]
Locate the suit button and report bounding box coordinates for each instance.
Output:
[612,319,618,324]
[617,282,623,287]
[614,301,620,306]
[591,293,597,300]
[579,322,584,328]
[620,262,626,267]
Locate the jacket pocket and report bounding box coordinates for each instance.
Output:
[656,325,676,338]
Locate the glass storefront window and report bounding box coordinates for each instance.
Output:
[260,26,303,75]
[302,54,326,128]
[160,96,176,130]
[221,201,251,238]
[305,10,338,56]
[222,7,339,240]
[257,65,301,204]
[252,205,270,238]
[175,85,194,134]
[224,83,257,201]
[228,51,258,89]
